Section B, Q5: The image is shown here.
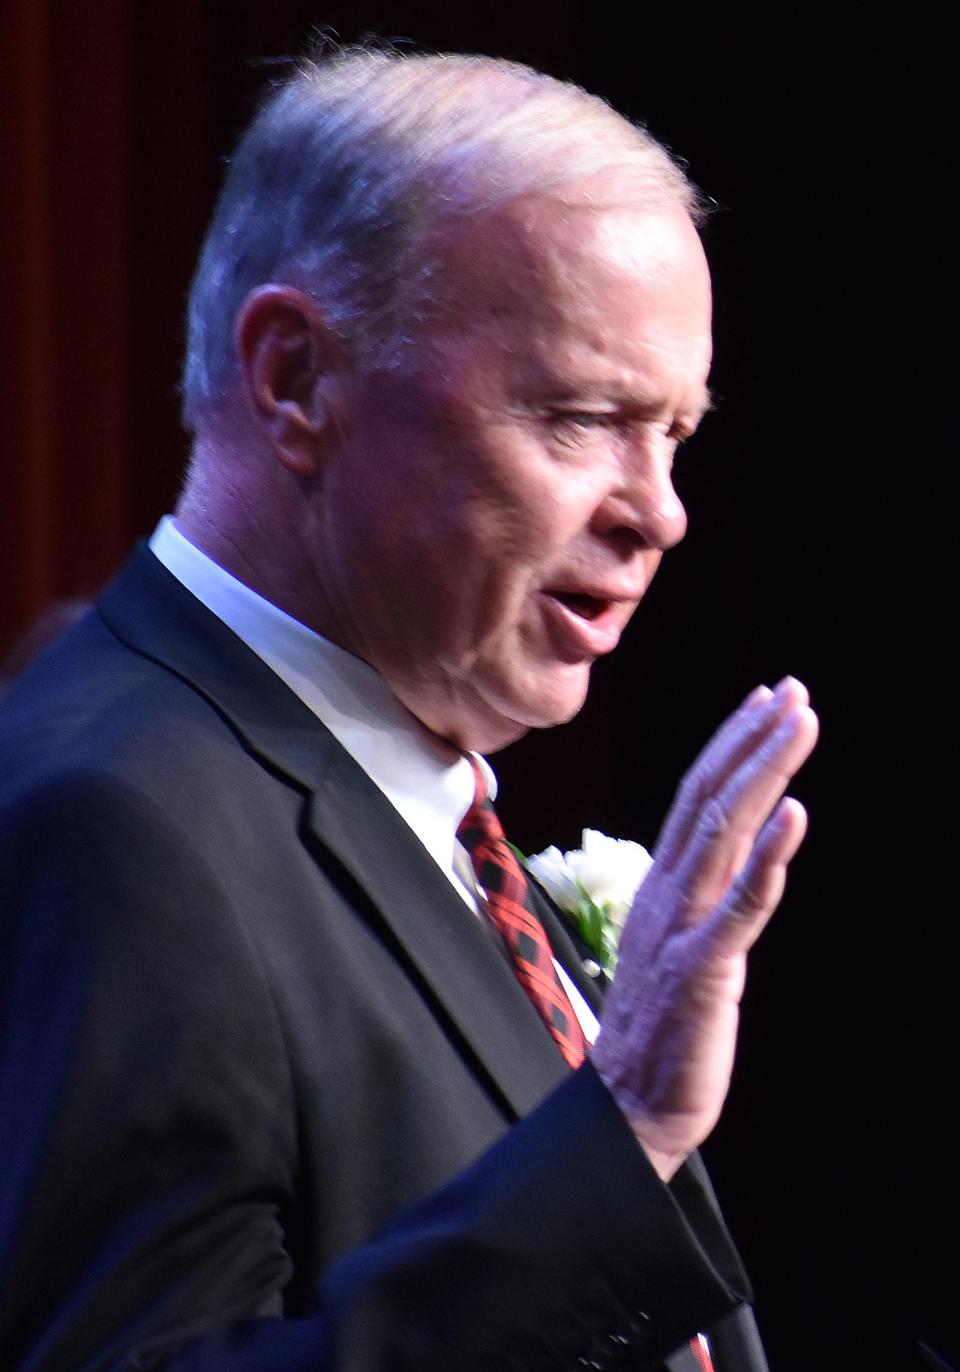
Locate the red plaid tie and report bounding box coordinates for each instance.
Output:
[457,757,585,1070]
[459,758,715,1372]
[691,1334,716,1371]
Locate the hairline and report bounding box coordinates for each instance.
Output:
[181,49,706,431]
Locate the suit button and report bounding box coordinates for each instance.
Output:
[582,959,602,978]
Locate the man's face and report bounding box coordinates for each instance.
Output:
[311,193,713,752]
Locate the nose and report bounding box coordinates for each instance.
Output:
[591,450,688,554]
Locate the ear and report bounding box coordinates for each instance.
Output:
[234,285,347,476]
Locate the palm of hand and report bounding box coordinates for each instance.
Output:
[591,678,818,1179]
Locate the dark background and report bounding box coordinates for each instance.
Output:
[0,4,947,1369]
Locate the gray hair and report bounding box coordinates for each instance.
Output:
[182,47,703,430]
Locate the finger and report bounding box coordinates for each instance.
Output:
[656,677,808,871]
[697,796,809,957]
[669,702,818,914]
[655,683,774,868]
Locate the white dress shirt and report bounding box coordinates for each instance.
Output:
[149,516,599,1043]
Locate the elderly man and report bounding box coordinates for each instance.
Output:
[0,49,816,1372]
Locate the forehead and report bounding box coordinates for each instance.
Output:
[425,192,713,406]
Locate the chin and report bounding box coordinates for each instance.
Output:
[464,675,591,755]
[394,662,591,755]
[522,666,592,727]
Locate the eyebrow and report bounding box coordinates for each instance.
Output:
[532,380,718,424]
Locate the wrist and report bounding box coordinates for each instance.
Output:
[590,1053,691,1183]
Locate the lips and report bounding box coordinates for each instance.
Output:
[539,587,632,658]
[552,591,607,621]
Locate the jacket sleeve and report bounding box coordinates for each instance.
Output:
[0,768,752,1372]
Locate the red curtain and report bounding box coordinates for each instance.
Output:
[0,1,211,655]
[0,3,579,660]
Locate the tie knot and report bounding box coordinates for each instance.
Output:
[463,753,488,810]
[458,754,501,853]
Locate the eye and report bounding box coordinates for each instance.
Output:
[560,411,607,428]
[546,409,700,453]
[548,410,613,441]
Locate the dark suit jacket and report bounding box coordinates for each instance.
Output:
[0,548,767,1372]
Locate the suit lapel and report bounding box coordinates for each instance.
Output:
[98,547,570,1121]
[305,768,570,1117]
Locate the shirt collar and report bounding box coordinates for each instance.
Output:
[148,516,496,888]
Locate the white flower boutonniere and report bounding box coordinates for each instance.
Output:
[526,829,653,974]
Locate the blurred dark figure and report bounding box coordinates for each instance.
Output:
[0,598,93,699]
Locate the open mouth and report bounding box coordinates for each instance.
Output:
[540,589,624,656]
[549,592,608,621]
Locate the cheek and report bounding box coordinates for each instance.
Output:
[458,479,607,638]
[417,533,534,669]
[469,462,588,557]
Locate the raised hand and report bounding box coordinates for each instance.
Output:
[590,677,818,1179]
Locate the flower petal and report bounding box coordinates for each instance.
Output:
[526,845,580,911]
